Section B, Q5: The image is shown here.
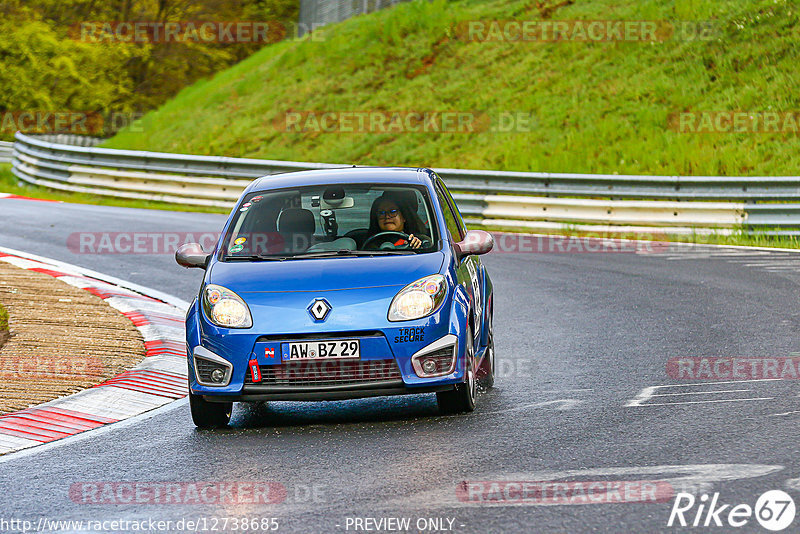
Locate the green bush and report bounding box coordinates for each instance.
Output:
[0,0,299,139]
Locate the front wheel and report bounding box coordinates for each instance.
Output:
[437,329,477,414]
[478,311,495,389]
[189,391,232,428]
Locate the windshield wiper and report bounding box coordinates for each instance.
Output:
[224,249,415,262]
[344,250,415,256]
[225,255,290,261]
[291,249,415,259]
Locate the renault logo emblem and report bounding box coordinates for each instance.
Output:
[308,298,332,321]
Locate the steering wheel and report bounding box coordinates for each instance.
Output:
[363,231,411,250]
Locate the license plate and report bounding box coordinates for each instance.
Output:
[282,339,360,361]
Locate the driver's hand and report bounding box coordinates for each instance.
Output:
[408,234,422,249]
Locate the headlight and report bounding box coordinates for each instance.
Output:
[202,284,252,328]
[388,275,447,322]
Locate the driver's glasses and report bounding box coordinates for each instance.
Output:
[377,209,399,219]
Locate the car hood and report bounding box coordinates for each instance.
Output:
[207,251,445,294]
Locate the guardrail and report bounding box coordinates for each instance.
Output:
[10,132,800,234]
[299,0,410,35]
[0,141,13,163]
[32,134,104,147]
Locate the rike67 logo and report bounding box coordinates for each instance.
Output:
[668,490,796,531]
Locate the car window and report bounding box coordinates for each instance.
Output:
[221,183,438,259]
[435,181,463,242]
[439,179,468,237]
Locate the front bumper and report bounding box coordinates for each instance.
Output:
[186,299,465,400]
[206,383,455,402]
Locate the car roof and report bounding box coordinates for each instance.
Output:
[249,167,435,193]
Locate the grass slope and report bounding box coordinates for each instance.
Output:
[104,0,800,176]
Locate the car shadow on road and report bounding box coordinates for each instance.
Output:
[228,393,446,429]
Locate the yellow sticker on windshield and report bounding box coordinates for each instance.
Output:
[234,237,247,245]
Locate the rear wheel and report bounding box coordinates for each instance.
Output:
[437,328,477,414]
[478,312,495,389]
[189,390,232,428]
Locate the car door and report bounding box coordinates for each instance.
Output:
[434,178,484,345]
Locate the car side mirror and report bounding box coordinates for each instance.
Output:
[454,230,494,259]
[176,242,210,269]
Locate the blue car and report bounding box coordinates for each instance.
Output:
[176,167,495,427]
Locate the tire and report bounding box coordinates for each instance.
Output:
[189,390,232,428]
[437,328,477,414]
[478,311,495,389]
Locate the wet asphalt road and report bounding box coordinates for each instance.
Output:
[1,198,800,533]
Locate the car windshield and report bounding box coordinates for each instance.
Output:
[221,183,439,260]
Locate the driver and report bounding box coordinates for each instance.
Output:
[367,193,429,249]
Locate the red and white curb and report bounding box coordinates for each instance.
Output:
[0,247,189,455]
[0,192,59,202]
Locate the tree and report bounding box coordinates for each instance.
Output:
[0,0,299,138]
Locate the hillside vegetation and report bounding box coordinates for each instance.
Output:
[0,0,297,139]
[105,0,799,176]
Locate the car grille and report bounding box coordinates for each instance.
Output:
[244,359,402,387]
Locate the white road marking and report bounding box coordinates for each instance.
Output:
[138,323,185,343]
[0,434,42,454]
[105,296,185,316]
[135,354,187,374]
[538,388,593,393]
[54,387,173,420]
[768,410,800,417]
[712,250,785,258]
[58,275,140,296]
[727,253,799,258]
[0,256,55,270]
[639,379,782,387]
[661,257,720,262]
[785,478,800,492]
[626,386,658,407]
[632,397,774,407]
[481,399,583,415]
[655,244,800,276]
[626,379,782,407]
[651,389,751,397]
[742,262,800,267]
